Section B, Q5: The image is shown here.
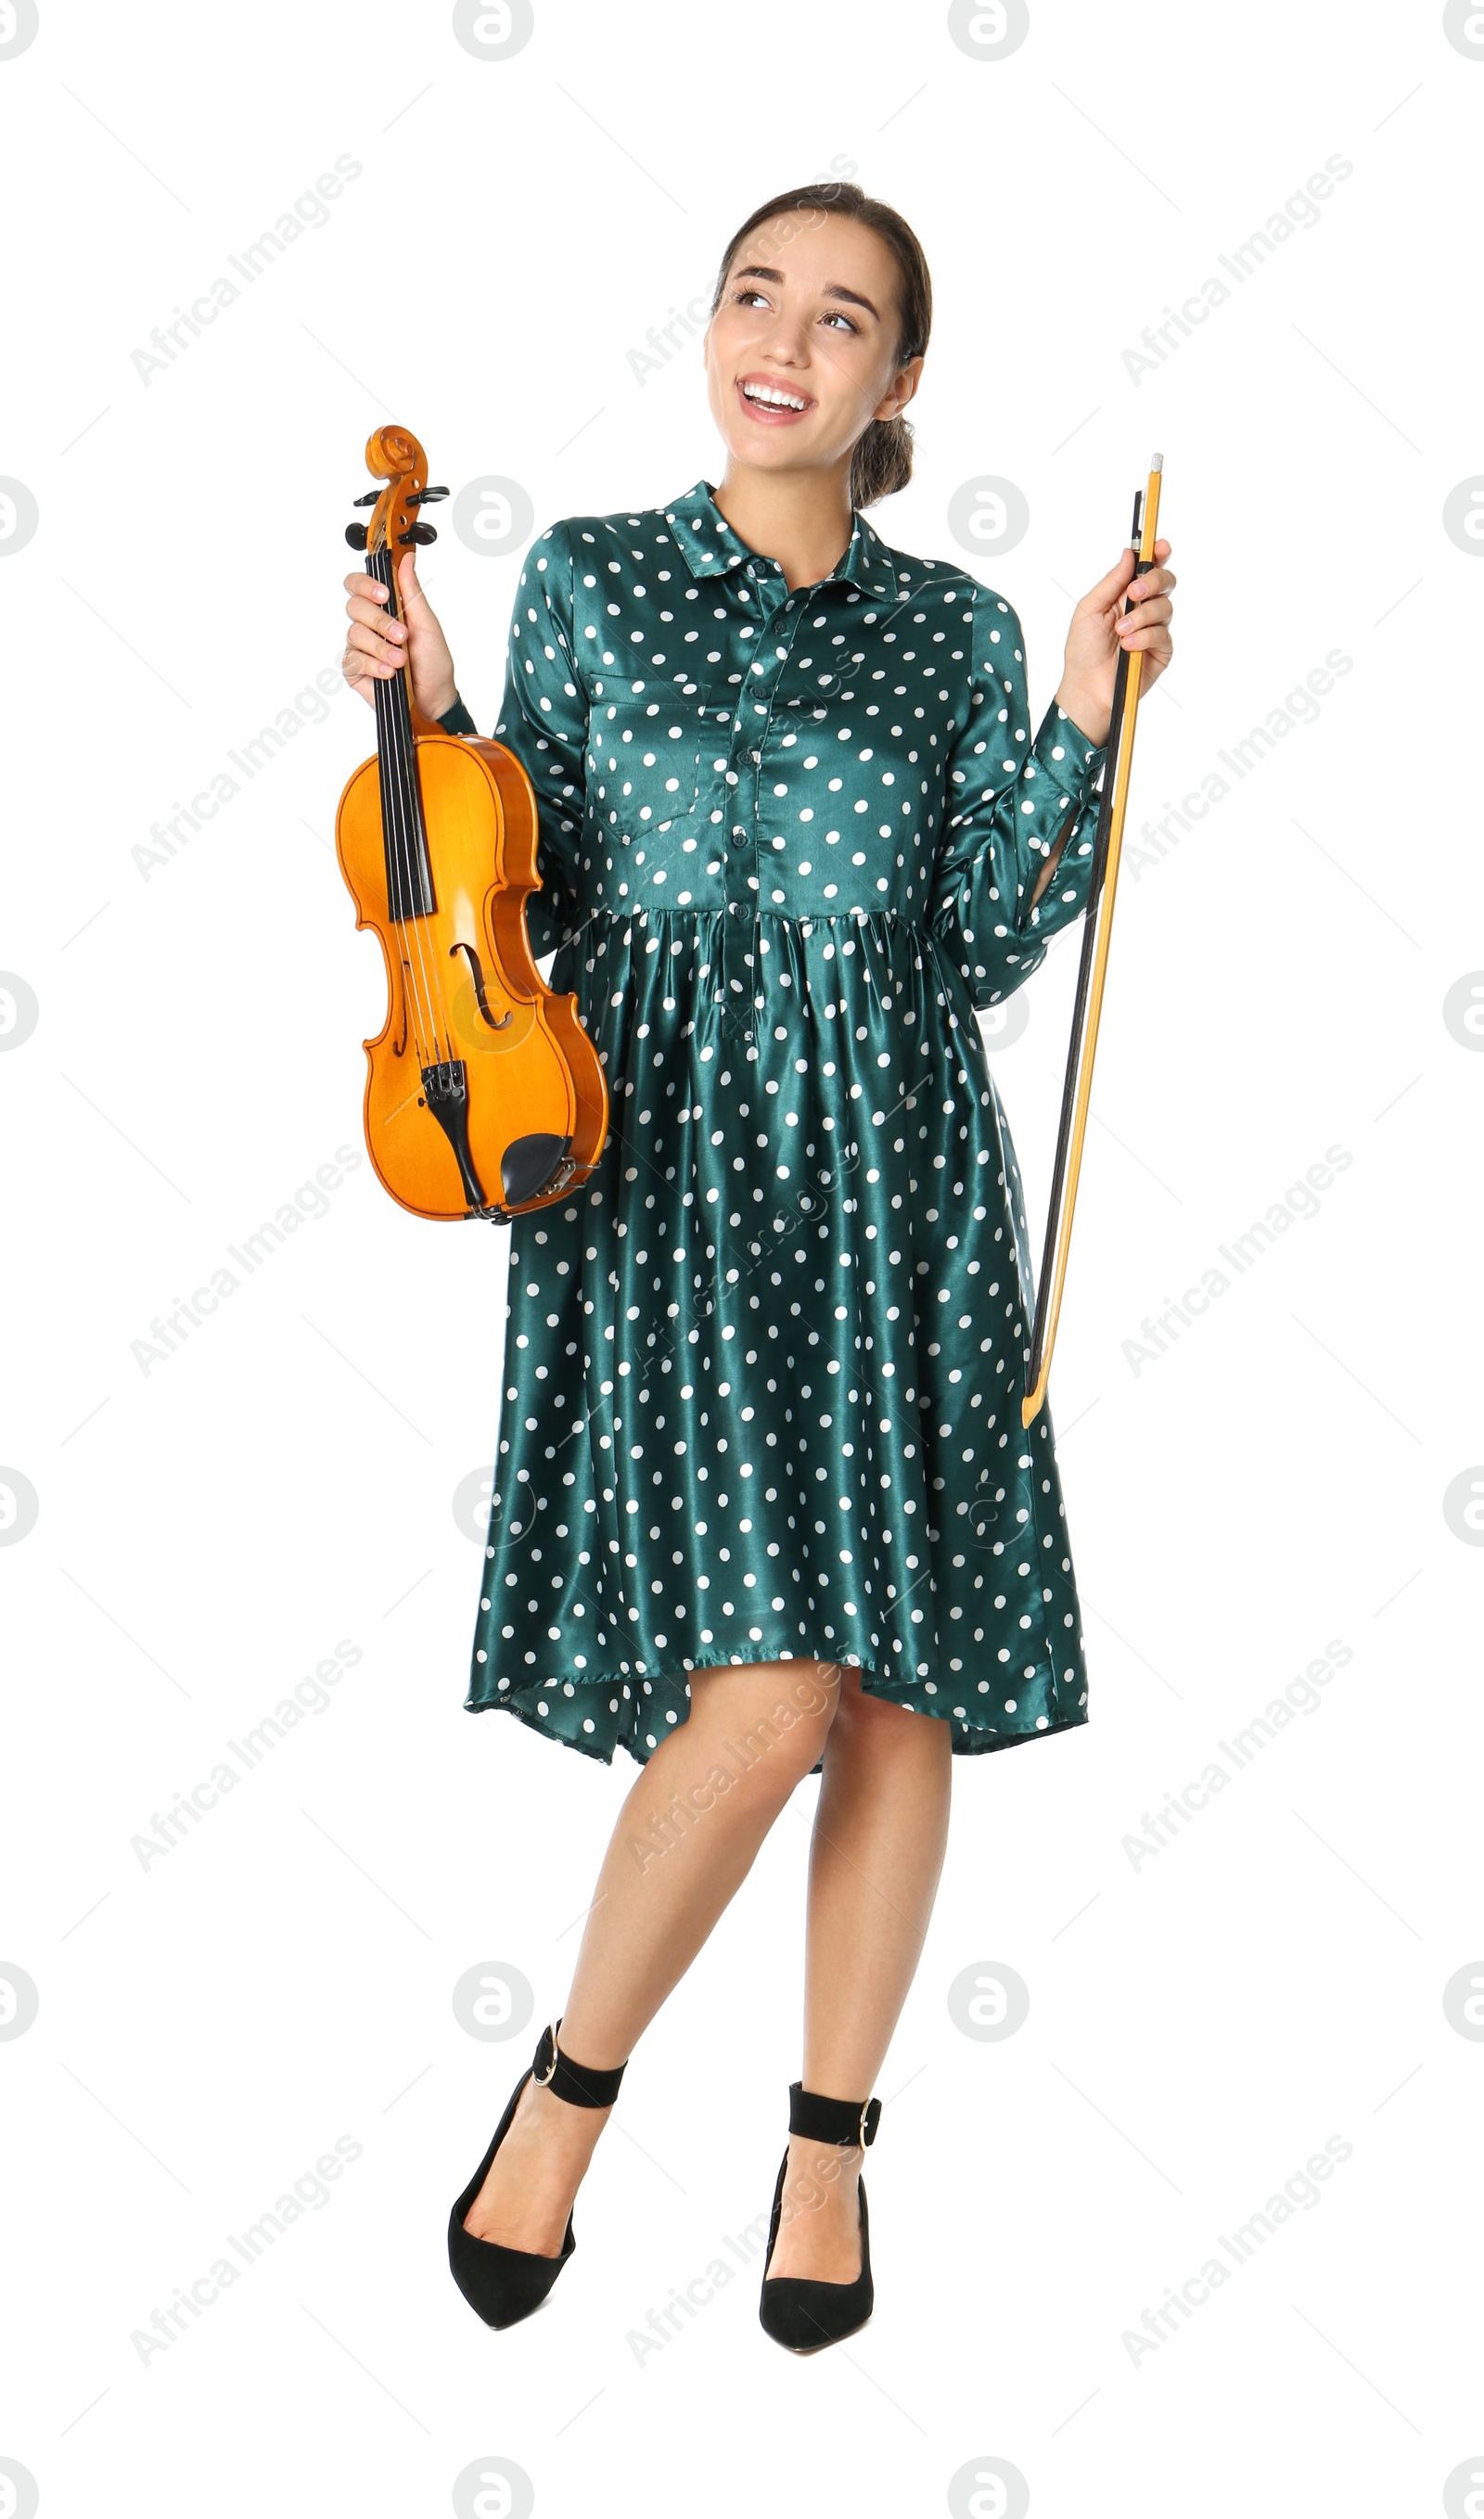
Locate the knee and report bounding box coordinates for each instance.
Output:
[729,1669,839,1795]
[827,1681,947,1768]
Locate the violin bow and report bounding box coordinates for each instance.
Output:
[1022,452,1165,1429]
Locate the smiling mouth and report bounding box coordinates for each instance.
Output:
[737,377,813,418]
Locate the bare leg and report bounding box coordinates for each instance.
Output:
[763,1669,952,2283]
[463,1657,840,2250]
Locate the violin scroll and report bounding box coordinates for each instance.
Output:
[345,429,450,557]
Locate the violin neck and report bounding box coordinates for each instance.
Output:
[368,543,436,920]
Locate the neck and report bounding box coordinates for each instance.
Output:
[711,460,855,593]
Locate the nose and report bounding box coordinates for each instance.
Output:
[758,307,810,364]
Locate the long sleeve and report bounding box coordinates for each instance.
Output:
[436,519,589,959]
[928,582,1107,1009]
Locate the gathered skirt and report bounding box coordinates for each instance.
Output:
[465,901,1089,1768]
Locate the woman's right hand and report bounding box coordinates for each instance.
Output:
[341,547,458,721]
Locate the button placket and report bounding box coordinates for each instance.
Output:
[740,578,812,859]
[723,572,814,1045]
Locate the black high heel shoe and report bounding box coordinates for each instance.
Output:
[448,2015,627,2329]
[759,2080,882,2352]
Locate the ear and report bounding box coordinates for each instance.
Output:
[872,354,925,425]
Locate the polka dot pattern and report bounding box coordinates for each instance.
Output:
[443,481,1107,1768]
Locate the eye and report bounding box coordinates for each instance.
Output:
[822,309,859,333]
[733,287,770,309]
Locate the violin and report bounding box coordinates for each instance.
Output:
[335,424,608,1222]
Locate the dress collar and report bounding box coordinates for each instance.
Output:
[662,478,897,599]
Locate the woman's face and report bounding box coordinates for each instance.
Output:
[703,210,923,480]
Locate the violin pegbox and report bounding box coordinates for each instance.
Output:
[343,425,451,558]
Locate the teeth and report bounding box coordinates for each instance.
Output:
[743,382,808,411]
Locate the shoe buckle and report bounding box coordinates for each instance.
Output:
[533,2017,560,2085]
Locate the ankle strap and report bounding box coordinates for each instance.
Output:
[788,2080,881,2149]
[531,2016,627,2108]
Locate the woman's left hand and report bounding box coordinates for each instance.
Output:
[1054,539,1175,749]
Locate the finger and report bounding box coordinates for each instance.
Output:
[346,617,404,660]
[1119,626,1174,655]
[1118,595,1173,635]
[345,595,407,641]
[397,549,425,609]
[1081,545,1140,607]
[343,570,389,604]
[342,643,379,698]
[343,660,395,691]
[1128,565,1176,598]
[1119,540,1173,593]
[345,620,405,673]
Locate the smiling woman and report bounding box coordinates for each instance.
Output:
[705,179,931,519]
[339,173,1176,2359]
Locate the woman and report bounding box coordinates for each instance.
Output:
[341,179,1174,2351]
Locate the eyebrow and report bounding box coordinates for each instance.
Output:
[734,263,880,321]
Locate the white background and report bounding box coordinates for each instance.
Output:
[2,2,1480,2512]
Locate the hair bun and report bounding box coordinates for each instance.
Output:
[851,411,915,508]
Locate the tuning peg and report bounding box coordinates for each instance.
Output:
[344,523,369,550]
[398,522,437,545]
[351,491,379,506]
[408,486,449,505]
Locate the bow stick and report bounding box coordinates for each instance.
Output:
[1021,452,1165,1429]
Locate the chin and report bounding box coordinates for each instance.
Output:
[737,435,810,465]
[720,427,835,474]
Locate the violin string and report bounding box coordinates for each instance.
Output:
[382,567,441,1068]
[371,637,434,1069]
[374,540,434,1067]
[377,538,447,1068]
[372,540,444,1069]
[370,546,428,1068]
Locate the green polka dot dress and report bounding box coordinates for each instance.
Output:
[437,480,1107,1768]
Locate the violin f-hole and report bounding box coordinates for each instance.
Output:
[450,939,512,1030]
[395,961,412,1056]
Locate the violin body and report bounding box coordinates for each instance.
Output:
[334,427,607,1223]
[336,725,607,1221]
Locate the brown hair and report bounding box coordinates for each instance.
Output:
[708,179,932,510]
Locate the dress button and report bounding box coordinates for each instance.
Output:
[749,749,761,764]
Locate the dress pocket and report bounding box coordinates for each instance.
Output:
[588,684,736,837]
